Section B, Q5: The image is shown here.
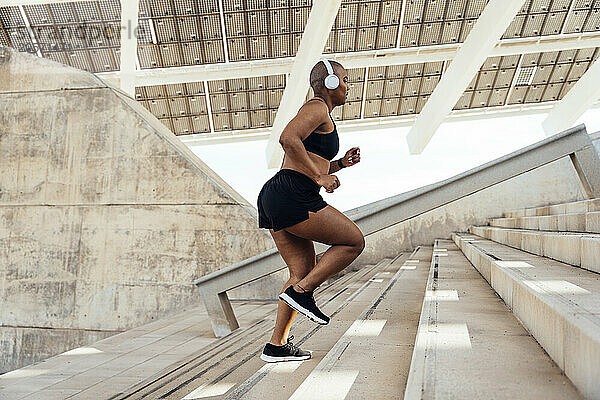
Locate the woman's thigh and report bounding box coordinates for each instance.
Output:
[269,228,316,280]
[284,205,365,247]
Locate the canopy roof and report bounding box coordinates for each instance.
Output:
[2,0,600,160]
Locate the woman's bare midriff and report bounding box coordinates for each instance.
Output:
[279,98,335,181]
[280,151,330,180]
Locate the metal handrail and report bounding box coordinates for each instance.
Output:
[196,124,600,337]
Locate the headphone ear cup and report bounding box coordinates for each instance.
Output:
[325,74,339,90]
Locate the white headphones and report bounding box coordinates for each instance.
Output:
[320,59,339,90]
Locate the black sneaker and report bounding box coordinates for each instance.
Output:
[260,335,311,362]
[279,285,330,325]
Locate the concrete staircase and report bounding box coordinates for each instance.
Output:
[3,199,600,399]
[479,198,600,273]
[404,239,581,399]
[450,198,600,399]
[0,249,431,399]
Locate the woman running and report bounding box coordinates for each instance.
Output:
[258,59,365,363]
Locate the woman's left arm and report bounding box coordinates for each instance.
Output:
[328,147,361,174]
[328,158,345,174]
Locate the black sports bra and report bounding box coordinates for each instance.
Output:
[301,97,340,161]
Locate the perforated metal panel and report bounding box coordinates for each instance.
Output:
[508,47,600,104]
[489,88,510,106]
[1,6,26,26]
[137,0,223,68]
[137,81,212,135]
[332,100,361,120]
[502,0,572,39]
[172,116,192,134]
[0,7,35,53]
[378,97,398,116]
[4,0,600,138]
[1,27,36,53]
[416,94,429,112]
[181,41,203,64]
[401,0,491,47]
[45,50,68,64]
[362,61,444,117]
[66,49,92,70]
[453,54,520,109]
[89,47,116,70]
[144,65,364,132]
[517,65,537,84]
[0,29,9,47]
[563,0,600,33]
[221,0,311,60]
[16,1,121,72]
[454,91,473,109]
[325,1,403,53]
[398,0,596,47]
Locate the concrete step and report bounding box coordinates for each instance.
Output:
[111,255,407,399]
[453,232,600,399]
[0,301,269,400]
[489,211,600,233]
[470,225,600,274]
[283,246,432,400]
[0,260,374,399]
[404,239,580,400]
[504,198,600,218]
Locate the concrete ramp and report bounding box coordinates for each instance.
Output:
[0,46,279,373]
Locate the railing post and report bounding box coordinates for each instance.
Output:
[199,286,239,338]
[570,143,600,199]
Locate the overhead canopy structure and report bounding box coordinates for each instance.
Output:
[119,0,139,96]
[543,56,600,136]
[406,0,528,155]
[2,0,600,161]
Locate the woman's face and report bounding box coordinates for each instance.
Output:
[334,69,349,105]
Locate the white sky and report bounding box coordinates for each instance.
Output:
[188,109,600,213]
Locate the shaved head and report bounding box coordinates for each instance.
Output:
[310,60,345,93]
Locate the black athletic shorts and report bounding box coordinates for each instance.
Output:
[257,168,328,232]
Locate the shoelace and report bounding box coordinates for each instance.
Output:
[284,335,299,354]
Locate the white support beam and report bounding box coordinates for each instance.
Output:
[217,0,230,63]
[119,0,139,98]
[95,33,600,88]
[97,59,290,87]
[264,0,342,169]
[17,5,42,58]
[561,0,577,34]
[395,0,407,48]
[405,0,527,154]
[148,17,158,44]
[542,56,600,136]
[203,81,215,133]
[181,101,600,146]
[360,66,370,119]
[505,54,524,105]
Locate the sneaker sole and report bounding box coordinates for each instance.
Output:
[279,293,329,325]
[260,353,311,363]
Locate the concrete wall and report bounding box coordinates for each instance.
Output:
[592,132,600,155]
[0,46,285,373]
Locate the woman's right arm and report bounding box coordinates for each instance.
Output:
[279,102,331,183]
[279,103,341,192]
